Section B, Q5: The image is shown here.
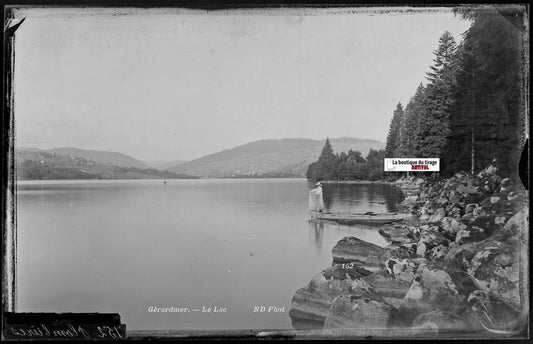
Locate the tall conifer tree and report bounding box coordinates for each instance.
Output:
[442,6,525,177]
[385,103,404,157]
[418,31,458,158]
[397,84,426,157]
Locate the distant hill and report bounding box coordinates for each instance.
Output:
[142,160,187,170]
[16,146,43,152]
[16,149,198,180]
[167,137,385,177]
[45,147,151,169]
[19,146,150,169]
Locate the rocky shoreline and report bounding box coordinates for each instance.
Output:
[289,166,529,337]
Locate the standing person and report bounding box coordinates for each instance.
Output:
[309,182,325,217]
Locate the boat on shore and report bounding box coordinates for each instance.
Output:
[310,211,408,225]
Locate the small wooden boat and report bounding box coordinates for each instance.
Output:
[310,211,408,225]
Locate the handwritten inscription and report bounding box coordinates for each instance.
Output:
[6,324,125,340]
[96,325,124,339]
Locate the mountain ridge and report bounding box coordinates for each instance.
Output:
[15,149,198,180]
[17,137,384,178]
[16,147,150,169]
[167,137,385,177]
[48,147,150,169]
[142,160,187,170]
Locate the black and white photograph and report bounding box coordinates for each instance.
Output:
[2,4,529,340]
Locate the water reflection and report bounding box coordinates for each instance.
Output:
[308,220,324,254]
[322,185,333,211]
[319,183,404,213]
[305,182,403,256]
[308,220,390,255]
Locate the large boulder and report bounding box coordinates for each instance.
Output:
[324,294,397,329]
[427,244,449,261]
[403,213,421,227]
[448,209,526,311]
[440,217,467,237]
[378,224,417,244]
[472,205,489,217]
[288,264,373,323]
[401,195,419,208]
[435,197,449,208]
[456,182,481,196]
[444,242,476,264]
[454,215,502,244]
[446,203,465,219]
[494,183,525,211]
[379,243,418,262]
[465,232,521,309]
[412,310,468,333]
[457,209,527,311]
[447,190,463,205]
[465,290,524,333]
[363,258,426,308]
[477,165,498,177]
[497,198,525,215]
[332,237,385,272]
[416,225,448,258]
[506,207,529,313]
[422,200,436,213]
[501,207,528,237]
[363,271,411,308]
[464,203,478,214]
[385,258,427,284]
[444,242,477,271]
[397,262,469,325]
[428,208,447,223]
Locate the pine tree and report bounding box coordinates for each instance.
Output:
[397,83,426,158]
[385,103,404,157]
[306,138,338,181]
[318,137,336,162]
[442,6,525,177]
[306,161,317,181]
[346,149,365,164]
[441,41,480,174]
[426,31,458,84]
[365,149,386,180]
[418,32,458,158]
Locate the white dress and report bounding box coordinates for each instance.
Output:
[308,186,324,212]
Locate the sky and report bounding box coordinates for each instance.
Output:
[13,7,472,161]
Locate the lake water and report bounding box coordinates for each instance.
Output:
[16,179,403,330]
